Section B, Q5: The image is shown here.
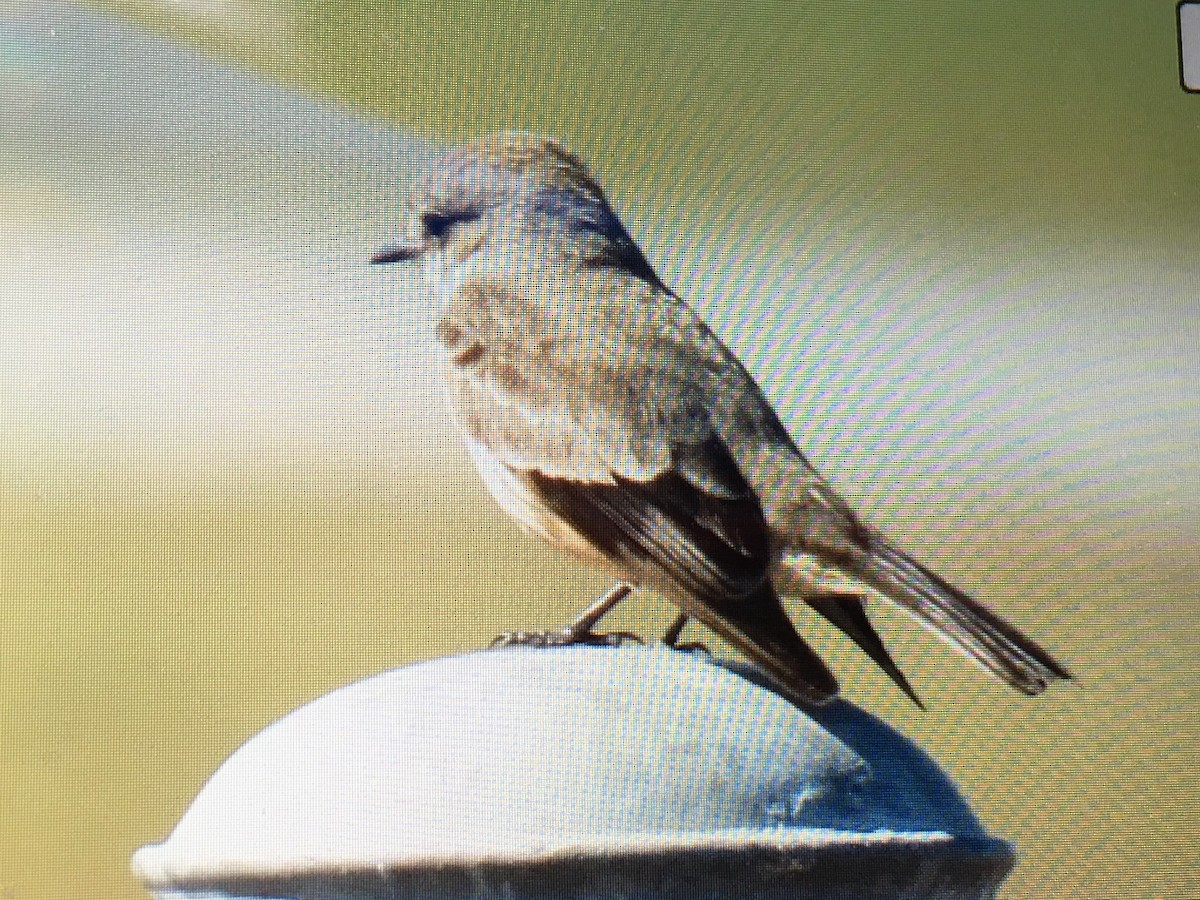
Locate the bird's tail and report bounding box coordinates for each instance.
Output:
[858,537,1072,695]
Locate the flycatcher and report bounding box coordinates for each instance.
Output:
[372,133,1070,707]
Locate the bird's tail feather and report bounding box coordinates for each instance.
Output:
[805,594,924,709]
[859,537,1072,695]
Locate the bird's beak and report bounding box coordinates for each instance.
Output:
[370,242,426,265]
[371,208,430,265]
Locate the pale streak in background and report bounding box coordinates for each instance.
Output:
[1,3,445,489]
[1,3,1197,533]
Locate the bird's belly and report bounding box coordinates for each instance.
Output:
[465,439,611,567]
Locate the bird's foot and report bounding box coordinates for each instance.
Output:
[489,581,641,650]
[667,640,713,655]
[490,626,643,649]
[660,613,712,656]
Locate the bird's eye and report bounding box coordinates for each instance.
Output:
[422,209,480,240]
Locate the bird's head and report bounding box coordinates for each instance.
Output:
[371,132,670,293]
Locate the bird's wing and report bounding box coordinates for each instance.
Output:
[441,269,771,599]
[440,268,838,702]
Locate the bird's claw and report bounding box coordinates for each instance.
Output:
[665,639,712,657]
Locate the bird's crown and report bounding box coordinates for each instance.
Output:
[459,132,582,170]
[445,132,607,201]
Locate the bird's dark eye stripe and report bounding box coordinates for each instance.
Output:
[422,209,481,239]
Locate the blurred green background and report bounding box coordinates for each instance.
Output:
[2,2,1197,898]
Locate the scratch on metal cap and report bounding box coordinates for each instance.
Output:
[132,646,1014,899]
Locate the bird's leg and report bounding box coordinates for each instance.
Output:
[660,612,712,655]
[662,613,689,646]
[567,582,636,638]
[491,582,642,648]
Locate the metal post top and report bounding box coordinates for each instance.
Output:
[133,646,1014,900]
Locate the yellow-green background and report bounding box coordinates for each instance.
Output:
[2,2,1197,898]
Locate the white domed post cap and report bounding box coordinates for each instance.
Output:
[133,646,1014,899]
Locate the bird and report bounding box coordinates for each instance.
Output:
[370,132,1071,708]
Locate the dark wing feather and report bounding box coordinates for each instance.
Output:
[524,435,770,601]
